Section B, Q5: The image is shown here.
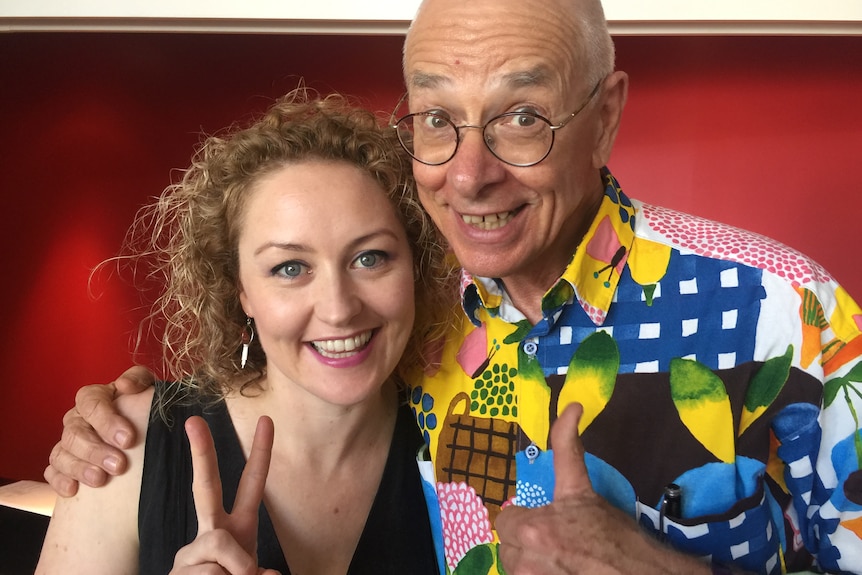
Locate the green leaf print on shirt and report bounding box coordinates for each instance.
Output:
[453,543,495,575]
[824,360,862,468]
[669,358,735,463]
[739,345,793,435]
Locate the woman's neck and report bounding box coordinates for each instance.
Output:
[223,376,400,575]
[224,376,399,474]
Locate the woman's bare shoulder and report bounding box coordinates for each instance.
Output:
[36,385,156,574]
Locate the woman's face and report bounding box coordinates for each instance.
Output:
[237,160,415,408]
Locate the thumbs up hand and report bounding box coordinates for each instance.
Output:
[170,415,281,575]
[495,403,711,575]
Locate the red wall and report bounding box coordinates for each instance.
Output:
[1,32,860,481]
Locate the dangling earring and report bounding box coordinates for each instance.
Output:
[240,316,255,369]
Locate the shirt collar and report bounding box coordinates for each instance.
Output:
[461,168,637,327]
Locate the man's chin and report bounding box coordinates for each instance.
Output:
[456,253,518,280]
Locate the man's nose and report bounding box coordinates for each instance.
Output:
[447,128,506,196]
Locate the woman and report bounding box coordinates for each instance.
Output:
[36,89,454,574]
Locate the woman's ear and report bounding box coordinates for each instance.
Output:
[592,70,629,169]
[238,282,252,318]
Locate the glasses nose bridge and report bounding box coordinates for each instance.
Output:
[454,121,495,156]
[454,122,486,141]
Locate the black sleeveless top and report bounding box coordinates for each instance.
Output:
[138,388,438,574]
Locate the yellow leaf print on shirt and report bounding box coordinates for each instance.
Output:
[831,285,862,343]
[517,342,552,450]
[669,358,735,463]
[627,238,672,306]
[558,331,619,434]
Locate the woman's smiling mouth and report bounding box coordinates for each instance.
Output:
[310,330,374,358]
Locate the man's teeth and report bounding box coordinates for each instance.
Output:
[461,211,513,230]
[312,331,372,358]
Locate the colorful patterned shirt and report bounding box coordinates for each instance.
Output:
[410,169,862,575]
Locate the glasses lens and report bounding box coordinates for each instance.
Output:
[396,114,457,165]
[486,113,553,167]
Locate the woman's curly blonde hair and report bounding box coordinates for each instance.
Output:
[111,88,456,415]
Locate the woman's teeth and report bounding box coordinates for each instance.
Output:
[311,331,372,358]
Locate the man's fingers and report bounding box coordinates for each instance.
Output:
[187,416,225,533]
[113,365,157,395]
[47,439,109,491]
[233,416,274,517]
[74,382,137,449]
[550,402,593,500]
[59,410,128,474]
[44,461,80,497]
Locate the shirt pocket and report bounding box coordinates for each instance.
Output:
[636,484,783,575]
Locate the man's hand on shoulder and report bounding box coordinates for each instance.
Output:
[44,365,156,497]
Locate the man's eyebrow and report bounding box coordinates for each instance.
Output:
[407,70,449,90]
[502,67,552,88]
[408,66,551,91]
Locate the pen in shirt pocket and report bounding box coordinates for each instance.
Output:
[659,483,682,539]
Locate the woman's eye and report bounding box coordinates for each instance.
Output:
[354,250,387,269]
[273,261,307,278]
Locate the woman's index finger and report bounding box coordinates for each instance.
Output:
[185,415,225,532]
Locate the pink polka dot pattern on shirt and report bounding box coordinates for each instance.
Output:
[579,299,607,325]
[459,270,474,298]
[436,481,494,571]
[642,203,831,287]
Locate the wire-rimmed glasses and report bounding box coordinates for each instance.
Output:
[391,82,601,167]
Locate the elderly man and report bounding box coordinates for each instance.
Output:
[45,0,862,573]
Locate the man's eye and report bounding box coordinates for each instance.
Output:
[499,111,540,128]
[273,261,306,277]
[421,113,451,130]
[514,114,538,127]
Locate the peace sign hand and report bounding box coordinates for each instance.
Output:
[170,415,281,575]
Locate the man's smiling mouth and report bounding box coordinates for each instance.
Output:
[461,210,515,230]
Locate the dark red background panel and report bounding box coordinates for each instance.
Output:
[1,33,859,481]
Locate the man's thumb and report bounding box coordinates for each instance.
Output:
[115,365,157,395]
[551,402,593,499]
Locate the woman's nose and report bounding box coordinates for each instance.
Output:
[313,274,362,325]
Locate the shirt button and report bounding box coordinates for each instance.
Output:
[523,341,538,356]
[525,443,540,463]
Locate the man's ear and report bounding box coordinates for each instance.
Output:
[592,70,629,169]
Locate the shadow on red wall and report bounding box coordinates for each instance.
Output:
[1,32,860,481]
